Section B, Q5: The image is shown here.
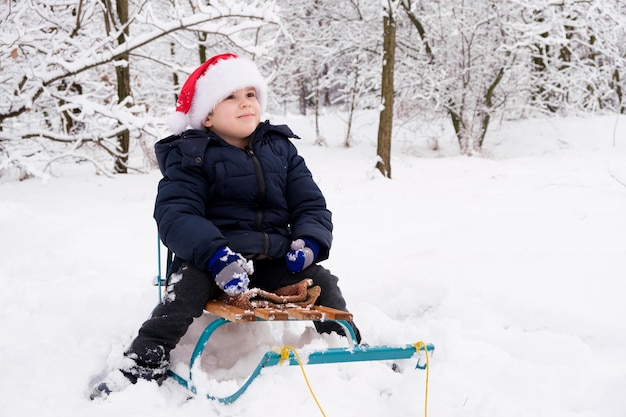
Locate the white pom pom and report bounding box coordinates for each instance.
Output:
[166,111,188,135]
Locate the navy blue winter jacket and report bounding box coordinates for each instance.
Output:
[153,120,333,273]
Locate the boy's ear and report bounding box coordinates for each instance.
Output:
[203,114,213,128]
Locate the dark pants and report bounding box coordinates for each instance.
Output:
[124,259,361,378]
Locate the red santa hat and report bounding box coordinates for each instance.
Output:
[167,53,268,134]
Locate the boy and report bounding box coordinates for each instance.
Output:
[90,53,360,399]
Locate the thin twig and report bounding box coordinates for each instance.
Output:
[607,166,626,189]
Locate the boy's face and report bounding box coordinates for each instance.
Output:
[204,87,261,144]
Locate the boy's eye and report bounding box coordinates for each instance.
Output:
[246,91,256,98]
[225,94,235,100]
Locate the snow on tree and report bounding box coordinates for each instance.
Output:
[0,0,279,180]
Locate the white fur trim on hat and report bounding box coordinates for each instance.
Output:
[166,111,188,136]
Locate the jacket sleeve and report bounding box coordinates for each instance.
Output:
[284,141,333,261]
[153,144,228,271]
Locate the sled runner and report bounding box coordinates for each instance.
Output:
[155,240,434,404]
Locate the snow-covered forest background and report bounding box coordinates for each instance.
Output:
[1,0,625,181]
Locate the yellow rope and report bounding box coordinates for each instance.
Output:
[414,342,431,417]
[277,343,431,417]
[279,345,327,417]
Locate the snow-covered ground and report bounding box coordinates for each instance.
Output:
[1,112,625,417]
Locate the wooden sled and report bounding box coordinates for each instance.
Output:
[155,240,434,403]
[166,300,433,403]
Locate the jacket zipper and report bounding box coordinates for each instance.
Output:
[245,146,270,255]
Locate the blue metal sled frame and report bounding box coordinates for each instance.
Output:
[166,315,434,404]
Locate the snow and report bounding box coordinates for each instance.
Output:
[1,112,626,417]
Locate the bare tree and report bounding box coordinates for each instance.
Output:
[270,0,380,145]
[398,0,516,155]
[101,0,132,173]
[376,0,397,178]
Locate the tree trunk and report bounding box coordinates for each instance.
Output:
[478,67,505,149]
[376,12,396,179]
[313,77,326,146]
[298,79,307,116]
[344,68,359,148]
[170,42,180,104]
[112,0,131,173]
[198,33,207,64]
[613,68,624,114]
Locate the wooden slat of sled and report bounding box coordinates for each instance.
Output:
[253,308,289,321]
[204,300,255,322]
[284,308,323,320]
[312,306,353,321]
